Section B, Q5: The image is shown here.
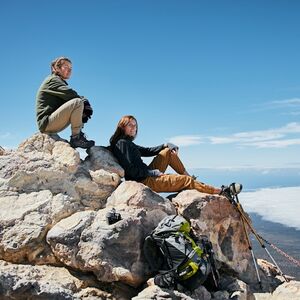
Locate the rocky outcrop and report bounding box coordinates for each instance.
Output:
[172,190,270,286]
[0,260,113,299]
[47,182,176,287]
[133,284,212,300]
[0,134,299,299]
[0,190,81,264]
[0,133,123,265]
[254,280,300,300]
[0,133,122,209]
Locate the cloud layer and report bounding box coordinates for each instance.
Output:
[168,122,300,148]
[239,186,300,230]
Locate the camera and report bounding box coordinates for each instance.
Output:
[106,208,122,225]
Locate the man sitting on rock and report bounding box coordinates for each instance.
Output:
[36,57,95,149]
[109,115,222,194]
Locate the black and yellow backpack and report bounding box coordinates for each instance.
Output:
[143,214,219,290]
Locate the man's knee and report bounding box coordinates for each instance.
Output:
[68,98,84,109]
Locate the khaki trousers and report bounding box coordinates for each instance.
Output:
[44,98,84,136]
[142,148,216,194]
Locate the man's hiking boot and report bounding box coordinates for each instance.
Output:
[70,131,95,149]
[47,133,68,143]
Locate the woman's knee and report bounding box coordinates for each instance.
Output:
[159,147,171,156]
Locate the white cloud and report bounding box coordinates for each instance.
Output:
[168,135,204,147]
[258,98,300,110]
[167,122,300,149]
[209,122,300,148]
[253,98,300,116]
[239,187,300,230]
[271,98,300,108]
[244,138,300,148]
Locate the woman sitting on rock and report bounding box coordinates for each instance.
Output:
[109,115,222,194]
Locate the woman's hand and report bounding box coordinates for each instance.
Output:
[148,169,164,177]
[165,142,179,154]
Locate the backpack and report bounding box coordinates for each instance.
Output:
[144,215,218,290]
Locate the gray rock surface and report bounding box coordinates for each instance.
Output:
[172,190,270,286]
[0,190,81,264]
[0,260,113,299]
[47,181,176,287]
[0,133,121,209]
[253,280,300,299]
[0,134,298,299]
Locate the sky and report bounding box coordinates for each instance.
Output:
[1,0,300,171]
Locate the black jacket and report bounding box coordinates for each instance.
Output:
[112,136,165,181]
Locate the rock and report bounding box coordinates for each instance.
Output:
[212,290,230,299]
[0,133,122,209]
[172,190,266,286]
[106,180,174,212]
[258,259,281,278]
[192,285,212,300]
[0,260,113,299]
[218,275,255,300]
[256,259,285,292]
[0,190,82,264]
[1,133,299,299]
[85,146,124,177]
[47,182,176,287]
[132,285,195,300]
[254,280,300,299]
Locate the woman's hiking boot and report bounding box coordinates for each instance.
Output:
[70,131,95,149]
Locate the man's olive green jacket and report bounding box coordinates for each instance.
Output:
[36,74,81,132]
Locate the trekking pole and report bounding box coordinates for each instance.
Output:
[203,239,220,288]
[233,192,289,283]
[238,207,262,288]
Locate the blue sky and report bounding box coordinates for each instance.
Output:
[1,0,300,170]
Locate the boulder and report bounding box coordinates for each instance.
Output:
[132,285,195,300]
[85,146,124,177]
[47,181,176,287]
[0,189,82,264]
[0,133,298,298]
[218,275,255,300]
[254,280,300,299]
[0,133,122,209]
[172,190,270,286]
[133,284,212,300]
[0,260,113,299]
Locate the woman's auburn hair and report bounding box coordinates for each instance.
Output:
[110,115,138,146]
